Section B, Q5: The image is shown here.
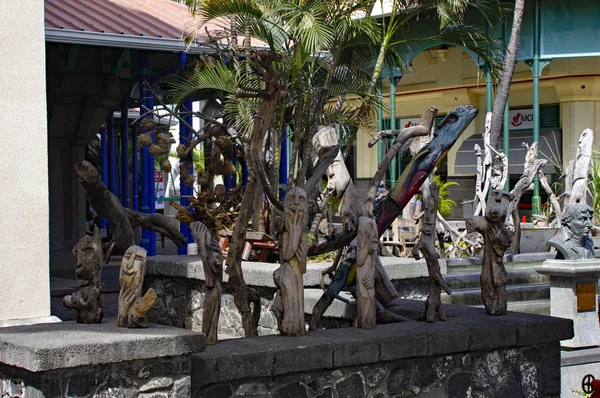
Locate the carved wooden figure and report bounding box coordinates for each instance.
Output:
[117,246,157,328]
[356,217,378,328]
[412,179,451,322]
[272,187,308,336]
[190,221,223,345]
[63,226,112,323]
[466,190,513,315]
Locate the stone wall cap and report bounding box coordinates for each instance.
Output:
[192,299,573,384]
[535,259,600,277]
[147,256,438,287]
[0,320,205,372]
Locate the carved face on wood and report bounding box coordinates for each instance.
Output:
[120,245,147,288]
[357,216,378,266]
[72,226,103,286]
[327,152,351,198]
[485,190,513,223]
[284,187,308,227]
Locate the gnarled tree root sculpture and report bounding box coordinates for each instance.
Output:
[190,221,223,344]
[74,161,185,253]
[466,190,513,316]
[412,180,451,322]
[63,226,114,323]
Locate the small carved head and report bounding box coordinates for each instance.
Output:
[485,190,513,223]
[120,245,147,281]
[284,187,308,214]
[72,226,103,285]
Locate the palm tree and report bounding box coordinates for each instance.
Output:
[168,0,510,337]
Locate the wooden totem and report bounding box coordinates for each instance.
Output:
[272,187,308,336]
[466,190,513,315]
[355,217,378,329]
[190,221,224,345]
[63,226,112,323]
[412,179,451,322]
[117,245,157,328]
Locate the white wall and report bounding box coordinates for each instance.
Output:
[0,0,50,320]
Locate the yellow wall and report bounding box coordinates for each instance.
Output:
[356,47,600,179]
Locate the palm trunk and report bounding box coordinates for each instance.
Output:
[489,0,525,148]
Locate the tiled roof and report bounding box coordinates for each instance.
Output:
[45,0,228,49]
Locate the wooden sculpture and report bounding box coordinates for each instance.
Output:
[355,217,378,328]
[190,221,224,345]
[412,179,451,322]
[466,190,513,315]
[63,226,113,323]
[272,187,308,336]
[117,245,157,328]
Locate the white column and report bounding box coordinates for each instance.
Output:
[0,0,51,321]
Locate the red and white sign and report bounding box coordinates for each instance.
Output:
[399,117,421,129]
[508,108,534,130]
[155,171,165,210]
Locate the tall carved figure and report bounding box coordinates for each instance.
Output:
[117,246,157,328]
[356,217,378,328]
[190,221,224,345]
[63,226,112,323]
[272,187,308,336]
[466,190,513,315]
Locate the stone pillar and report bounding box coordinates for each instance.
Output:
[0,0,51,322]
[535,259,600,348]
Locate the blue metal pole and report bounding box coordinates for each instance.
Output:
[139,55,154,254]
[121,99,130,208]
[100,126,108,229]
[279,127,288,200]
[241,158,249,186]
[178,94,194,254]
[107,112,117,198]
[132,124,139,212]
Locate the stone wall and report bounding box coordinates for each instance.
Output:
[146,256,441,338]
[191,300,572,398]
[0,356,191,398]
[195,343,559,398]
[0,321,204,398]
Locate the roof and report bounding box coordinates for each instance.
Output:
[45,0,227,53]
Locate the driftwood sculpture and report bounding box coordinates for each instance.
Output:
[309,129,399,330]
[63,226,113,323]
[567,128,594,205]
[190,221,223,345]
[117,245,157,328]
[74,161,185,253]
[355,217,378,328]
[547,203,595,260]
[466,190,513,315]
[375,105,479,234]
[272,187,308,336]
[412,179,451,322]
[508,143,547,253]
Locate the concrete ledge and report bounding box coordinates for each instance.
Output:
[0,316,61,328]
[562,347,600,366]
[0,320,205,372]
[192,299,573,385]
[535,259,600,277]
[147,256,435,288]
